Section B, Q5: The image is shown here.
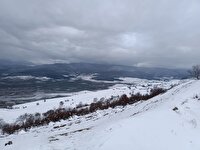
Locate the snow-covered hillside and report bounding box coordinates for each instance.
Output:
[0,78,177,123]
[1,79,200,150]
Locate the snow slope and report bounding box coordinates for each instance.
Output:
[1,79,200,150]
[0,79,176,123]
[98,80,200,150]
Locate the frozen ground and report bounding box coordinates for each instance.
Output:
[1,78,200,150]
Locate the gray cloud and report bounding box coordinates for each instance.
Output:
[0,0,200,68]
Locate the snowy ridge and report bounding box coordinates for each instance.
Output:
[0,79,200,150]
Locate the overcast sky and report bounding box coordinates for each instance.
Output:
[0,0,200,68]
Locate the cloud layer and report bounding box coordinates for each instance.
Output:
[0,0,200,68]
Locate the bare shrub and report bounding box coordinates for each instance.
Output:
[149,87,166,97]
[59,101,64,107]
[1,87,166,135]
[189,65,200,80]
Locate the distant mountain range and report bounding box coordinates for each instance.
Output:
[0,60,189,107]
[0,61,189,80]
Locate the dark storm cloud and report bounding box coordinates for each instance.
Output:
[0,0,200,68]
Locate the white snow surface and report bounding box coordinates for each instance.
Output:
[1,79,200,150]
